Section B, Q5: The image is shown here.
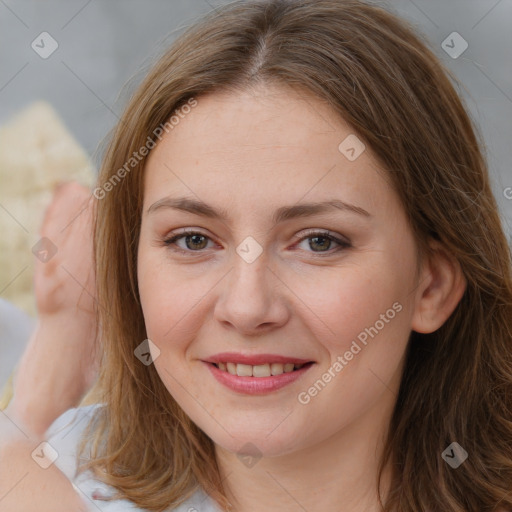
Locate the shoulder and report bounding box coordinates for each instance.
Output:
[44,405,223,512]
[45,404,142,510]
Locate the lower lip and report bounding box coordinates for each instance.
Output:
[203,361,315,394]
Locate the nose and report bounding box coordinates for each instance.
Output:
[213,248,290,336]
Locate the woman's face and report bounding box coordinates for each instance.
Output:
[137,84,423,458]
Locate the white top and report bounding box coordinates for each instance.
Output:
[45,404,223,512]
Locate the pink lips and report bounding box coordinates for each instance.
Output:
[203,360,315,394]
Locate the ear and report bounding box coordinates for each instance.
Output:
[411,240,467,334]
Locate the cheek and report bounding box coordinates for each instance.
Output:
[289,264,404,353]
[137,248,182,342]
[137,248,216,354]
[138,271,190,345]
[137,256,199,398]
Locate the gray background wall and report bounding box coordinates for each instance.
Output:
[1,0,511,237]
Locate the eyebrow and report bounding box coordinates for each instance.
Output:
[147,196,371,223]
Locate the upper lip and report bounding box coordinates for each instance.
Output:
[203,352,315,366]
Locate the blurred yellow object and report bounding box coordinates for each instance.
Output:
[0,371,14,411]
[0,101,96,317]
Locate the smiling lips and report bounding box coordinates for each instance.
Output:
[204,352,314,377]
[203,352,315,394]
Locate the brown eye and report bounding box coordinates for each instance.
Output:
[308,235,332,252]
[163,230,213,253]
[294,230,351,256]
[183,234,208,250]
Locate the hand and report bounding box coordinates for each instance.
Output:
[33,181,97,318]
[6,182,100,438]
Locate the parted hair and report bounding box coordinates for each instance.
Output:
[77,1,512,510]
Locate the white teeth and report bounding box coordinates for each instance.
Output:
[270,363,284,375]
[215,361,307,377]
[252,364,271,377]
[236,364,253,377]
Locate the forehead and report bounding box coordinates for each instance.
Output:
[142,84,394,217]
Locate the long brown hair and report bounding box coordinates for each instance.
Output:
[78,1,512,510]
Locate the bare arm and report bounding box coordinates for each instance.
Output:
[0,182,99,510]
[0,413,89,512]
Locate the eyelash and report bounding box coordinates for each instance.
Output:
[162,228,351,257]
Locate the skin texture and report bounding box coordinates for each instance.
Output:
[0,426,88,512]
[0,182,96,511]
[137,84,466,511]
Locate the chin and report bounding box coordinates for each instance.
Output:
[211,428,303,460]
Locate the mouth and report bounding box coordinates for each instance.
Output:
[210,361,314,377]
[204,360,315,394]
